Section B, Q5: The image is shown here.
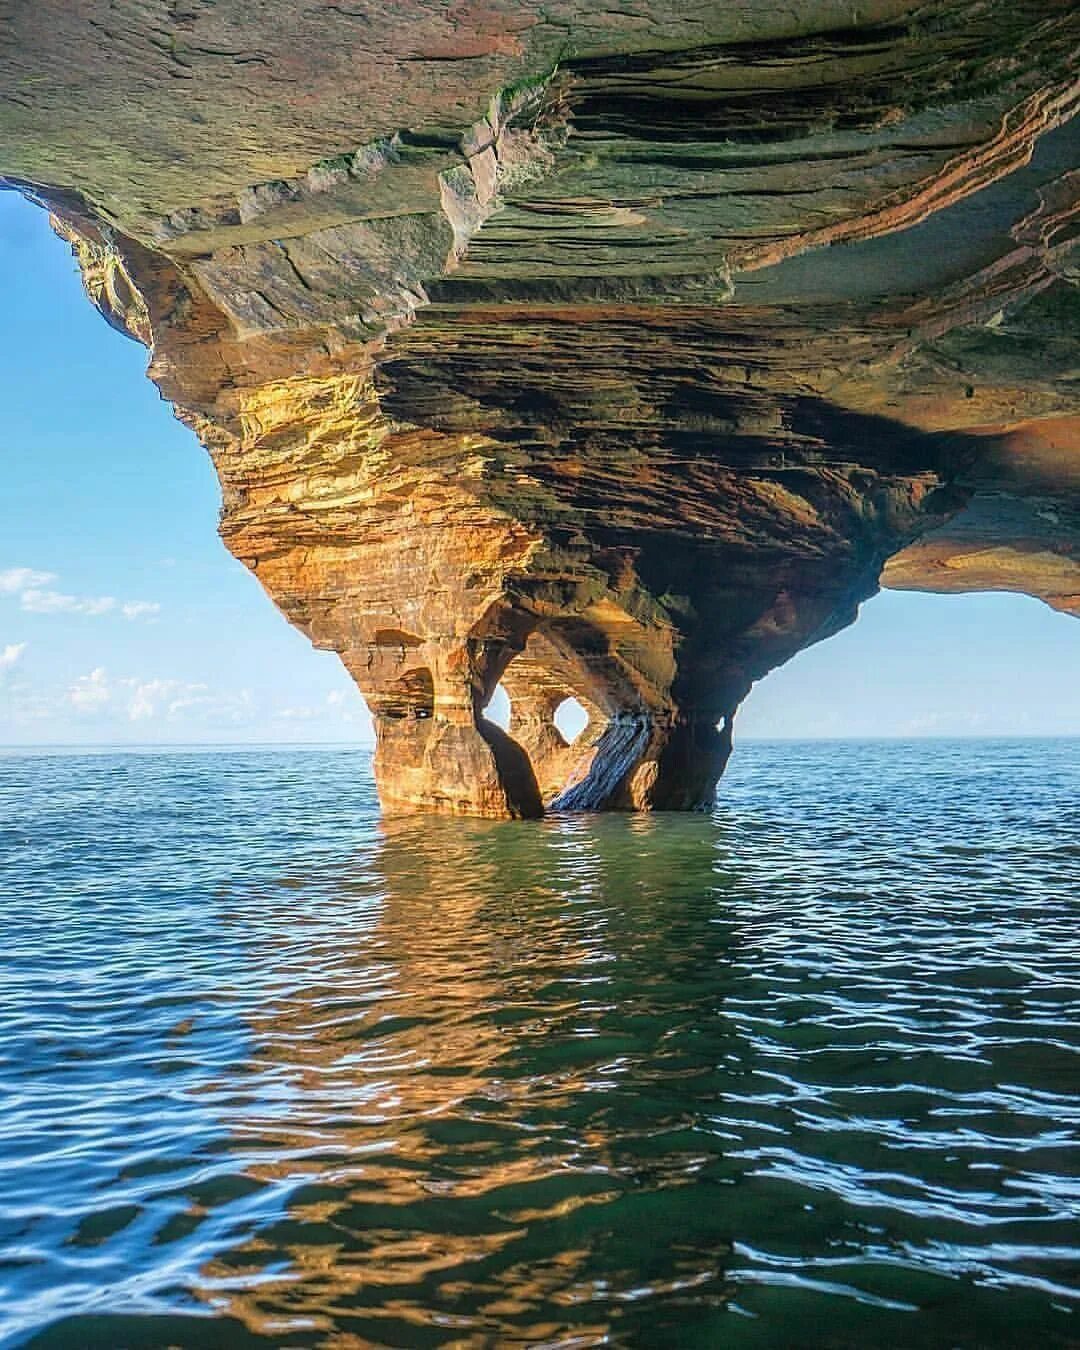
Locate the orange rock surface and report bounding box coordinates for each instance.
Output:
[2,1,1076,813]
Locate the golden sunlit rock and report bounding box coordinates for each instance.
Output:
[3,0,1076,812]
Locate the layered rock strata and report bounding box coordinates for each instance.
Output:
[2,0,1077,814]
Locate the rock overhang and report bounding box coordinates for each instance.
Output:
[1,0,1077,812]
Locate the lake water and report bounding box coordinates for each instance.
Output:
[0,739,1077,1348]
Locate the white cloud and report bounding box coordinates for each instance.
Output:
[121,601,161,621]
[21,588,117,616]
[6,658,369,743]
[63,669,255,727]
[165,690,211,716]
[68,667,112,711]
[273,688,364,723]
[0,568,56,594]
[119,677,251,725]
[2,566,159,620]
[127,678,174,722]
[0,642,26,672]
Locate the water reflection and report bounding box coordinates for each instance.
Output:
[4,742,1078,1349]
[208,814,744,1346]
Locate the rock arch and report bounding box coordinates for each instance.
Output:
[1,0,1076,814]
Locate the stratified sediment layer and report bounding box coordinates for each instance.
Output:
[2,1,1077,813]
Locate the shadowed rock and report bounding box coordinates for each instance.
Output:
[2,0,1077,814]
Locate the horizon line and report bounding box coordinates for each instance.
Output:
[1,731,1077,753]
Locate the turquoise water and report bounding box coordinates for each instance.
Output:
[0,739,1077,1348]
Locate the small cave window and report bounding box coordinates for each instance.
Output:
[483,682,512,731]
[554,696,589,744]
[383,667,435,720]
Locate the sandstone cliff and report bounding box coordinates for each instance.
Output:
[2,1,1077,813]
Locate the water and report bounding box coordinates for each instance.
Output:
[0,739,1077,1349]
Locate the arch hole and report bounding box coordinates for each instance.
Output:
[483,682,511,731]
[554,696,589,745]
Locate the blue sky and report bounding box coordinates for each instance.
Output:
[1,190,1077,745]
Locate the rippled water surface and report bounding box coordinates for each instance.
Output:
[1,739,1078,1348]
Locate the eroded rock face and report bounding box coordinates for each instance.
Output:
[2,1,1077,814]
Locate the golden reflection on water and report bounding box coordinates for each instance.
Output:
[203,813,737,1345]
[7,743,1079,1348]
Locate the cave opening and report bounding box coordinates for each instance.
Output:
[553,696,589,745]
[381,667,435,721]
[482,682,512,731]
[735,589,1080,742]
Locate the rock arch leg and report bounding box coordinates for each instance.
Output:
[501,623,670,814]
[496,630,610,804]
[623,713,737,812]
[545,710,735,813]
[344,633,543,819]
[492,622,721,813]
